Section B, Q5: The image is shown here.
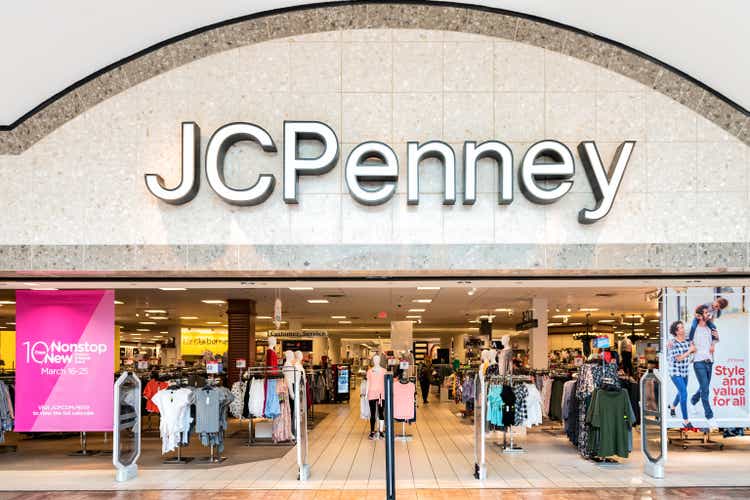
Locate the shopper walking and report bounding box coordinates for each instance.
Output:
[418,362,431,404]
[667,321,695,428]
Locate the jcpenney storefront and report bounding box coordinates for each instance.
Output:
[0,2,749,492]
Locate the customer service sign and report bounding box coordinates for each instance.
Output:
[15,290,114,431]
[662,287,750,429]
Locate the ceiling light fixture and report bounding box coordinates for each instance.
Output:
[179,316,198,320]
[256,316,271,320]
[23,282,40,286]
[307,299,329,304]
[159,287,187,291]
[0,300,15,305]
[412,299,432,304]
[598,319,616,323]
[417,286,440,290]
[338,320,352,324]
[206,321,222,325]
[494,308,513,312]
[331,315,347,319]
[149,316,168,320]
[114,300,124,305]
[406,315,422,319]
[138,321,156,325]
[136,328,150,332]
[201,300,226,304]
[32,288,58,291]
[289,287,314,291]
[144,309,166,314]
[551,314,570,319]
[408,309,426,313]
[579,307,599,312]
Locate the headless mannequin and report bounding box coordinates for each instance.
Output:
[266,337,279,369]
[366,355,386,438]
[283,350,299,436]
[498,335,513,376]
[480,349,490,377]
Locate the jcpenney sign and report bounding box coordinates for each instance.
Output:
[145,121,635,224]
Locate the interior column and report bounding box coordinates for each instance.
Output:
[227,299,256,385]
[529,297,548,370]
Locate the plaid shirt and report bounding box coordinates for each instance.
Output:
[669,339,691,377]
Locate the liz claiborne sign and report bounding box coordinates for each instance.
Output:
[145,121,635,224]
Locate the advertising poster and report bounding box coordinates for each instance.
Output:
[662,287,749,429]
[180,329,228,356]
[15,290,115,431]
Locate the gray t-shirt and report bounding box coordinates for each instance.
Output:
[693,325,713,362]
[194,387,234,434]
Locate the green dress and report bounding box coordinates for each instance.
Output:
[585,388,634,458]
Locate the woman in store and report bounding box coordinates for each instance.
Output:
[418,361,432,404]
[667,320,696,428]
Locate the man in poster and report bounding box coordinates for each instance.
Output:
[690,304,719,429]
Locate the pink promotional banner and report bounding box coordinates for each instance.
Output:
[15,290,114,432]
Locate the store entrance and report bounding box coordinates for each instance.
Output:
[0,279,748,490]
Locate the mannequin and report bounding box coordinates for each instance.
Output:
[266,337,279,369]
[294,350,306,374]
[366,354,386,439]
[283,350,297,397]
[479,349,490,377]
[498,335,513,376]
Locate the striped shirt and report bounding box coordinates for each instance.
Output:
[668,339,691,377]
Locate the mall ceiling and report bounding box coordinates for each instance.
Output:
[0,284,659,343]
[1,0,748,126]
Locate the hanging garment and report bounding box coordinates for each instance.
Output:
[501,384,516,427]
[272,381,293,443]
[264,379,281,419]
[487,385,504,427]
[151,387,195,454]
[393,381,416,422]
[585,388,634,458]
[548,378,567,421]
[0,381,14,444]
[523,383,543,427]
[143,379,168,414]
[360,379,370,420]
[513,383,529,427]
[560,380,577,432]
[541,377,553,417]
[195,386,234,434]
[248,378,266,417]
[229,380,246,419]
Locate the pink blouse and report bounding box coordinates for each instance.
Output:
[393,381,416,421]
[366,368,385,401]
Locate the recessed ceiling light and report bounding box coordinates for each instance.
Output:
[417,286,440,290]
[289,287,314,291]
[408,309,426,313]
[495,308,513,312]
[579,308,599,312]
[149,316,168,320]
[136,328,150,332]
[412,299,432,304]
[331,315,347,319]
[307,299,329,304]
[256,316,271,320]
[547,322,562,326]
[206,321,222,325]
[0,300,15,305]
[138,321,156,325]
[201,300,226,304]
[159,287,187,291]
[568,322,583,326]
[551,314,569,319]
[406,315,421,319]
[180,316,198,320]
[160,331,168,334]
[32,288,58,291]
[6,322,15,325]
[23,282,40,286]
[114,300,124,305]
[144,309,167,314]
[598,319,616,323]
[649,319,660,323]
[338,320,352,324]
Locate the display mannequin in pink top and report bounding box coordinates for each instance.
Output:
[366,354,386,440]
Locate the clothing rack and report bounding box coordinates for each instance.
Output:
[0,377,16,453]
[243,366,299,447]
[486,373,533,454]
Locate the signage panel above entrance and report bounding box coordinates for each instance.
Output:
[145,121,635,224]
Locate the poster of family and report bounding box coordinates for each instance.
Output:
[662,287,750,430]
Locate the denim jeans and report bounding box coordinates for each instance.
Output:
[691,360,714,419]
[671,375,689,420]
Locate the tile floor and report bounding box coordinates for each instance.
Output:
[2,396,750,491]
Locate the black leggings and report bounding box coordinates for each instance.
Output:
[369,399,385,433]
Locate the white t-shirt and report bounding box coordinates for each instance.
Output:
[693,325,713,362]
[151,388,194,454]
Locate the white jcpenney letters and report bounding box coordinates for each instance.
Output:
[144,121,635,224]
